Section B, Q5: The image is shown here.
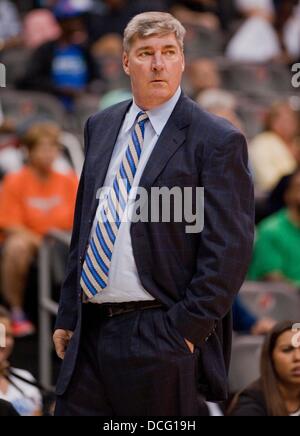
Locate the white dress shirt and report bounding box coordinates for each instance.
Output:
[90,87,181,304]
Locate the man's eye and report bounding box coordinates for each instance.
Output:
[165,50,176,55]
[140,52,151,57]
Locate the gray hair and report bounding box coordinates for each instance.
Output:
[123,12,186,53]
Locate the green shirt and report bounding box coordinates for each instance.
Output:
[248,209,300,287]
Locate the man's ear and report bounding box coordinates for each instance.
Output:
[123,52,130,76]
[182,54,186,73]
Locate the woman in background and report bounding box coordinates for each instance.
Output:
[0,306,42,416]
[230,321,300,416]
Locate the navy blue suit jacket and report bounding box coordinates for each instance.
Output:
[55,92,255,400]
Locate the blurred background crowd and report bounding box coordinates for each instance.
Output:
[0,0,300,417]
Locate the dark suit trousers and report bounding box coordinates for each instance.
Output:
[55,304,205,416]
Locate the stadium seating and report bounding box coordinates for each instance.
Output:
[229,335,264,393]
[240,281,300,322]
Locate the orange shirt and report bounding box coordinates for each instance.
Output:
[0,166,78,237]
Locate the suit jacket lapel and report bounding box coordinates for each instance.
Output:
[139,93,191,190]
[89,99,133,217]
[86,93,192,234]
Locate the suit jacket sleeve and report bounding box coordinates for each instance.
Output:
[167,131,255,345]
[55,118,91,331]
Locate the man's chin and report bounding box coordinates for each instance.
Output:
[149,85,170,97]
[149,81,170,89]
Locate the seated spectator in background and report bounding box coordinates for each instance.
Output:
[18,7,97,111]
[268,155,300,215]
[171,0,221,31]
[91,33,129,91]
[233,297,276,336]
[0,123,78,337]
[275,0,300,63]
[87,0,168,43]
[226,0,282,63]
[0,306,42,416]
[171,0,238,31]
[248,169,300,287]
[229,321,300,416]
[197,89,243,132]
[0,0,22,52]
[185,58,221,100]
[250,101,299,194]
[23,8,62,49]
[91,32,123,58]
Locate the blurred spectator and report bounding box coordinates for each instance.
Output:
[230,321,300,416]
[23,9,62,49]
[233,297,276,336]
[248,169,300,287]
[52,0,94,14]
[185,58,221,99]
[18,8,97,111]
[91,32,123,58]
[0,122,78,337]
[0,306,42,415]
[171,0,238,31]
[171,0,221,31]
[197,89,243,132]
[274,0,300,63]
[226,0,282,63]
[0,0,22,52]
[87,0,141,43]
[91,33,129,90]
[268,160,300,214]
[250,101,299,193]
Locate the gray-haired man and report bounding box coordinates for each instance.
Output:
[54,12,254,416]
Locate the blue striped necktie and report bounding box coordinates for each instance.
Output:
[80,111,149,299]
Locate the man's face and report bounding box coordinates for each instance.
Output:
[29,138,60,173]
[123,33,185,110]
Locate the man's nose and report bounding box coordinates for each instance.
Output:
[152,53,164,72]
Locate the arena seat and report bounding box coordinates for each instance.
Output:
[229,335,264,393]
[0,89,66,128]
[240,281,300,322]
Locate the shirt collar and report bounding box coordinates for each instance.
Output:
[124,87,182,136]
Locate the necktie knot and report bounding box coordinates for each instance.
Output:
[137,111,148,126]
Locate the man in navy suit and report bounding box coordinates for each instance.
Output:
[53,11,255,416]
